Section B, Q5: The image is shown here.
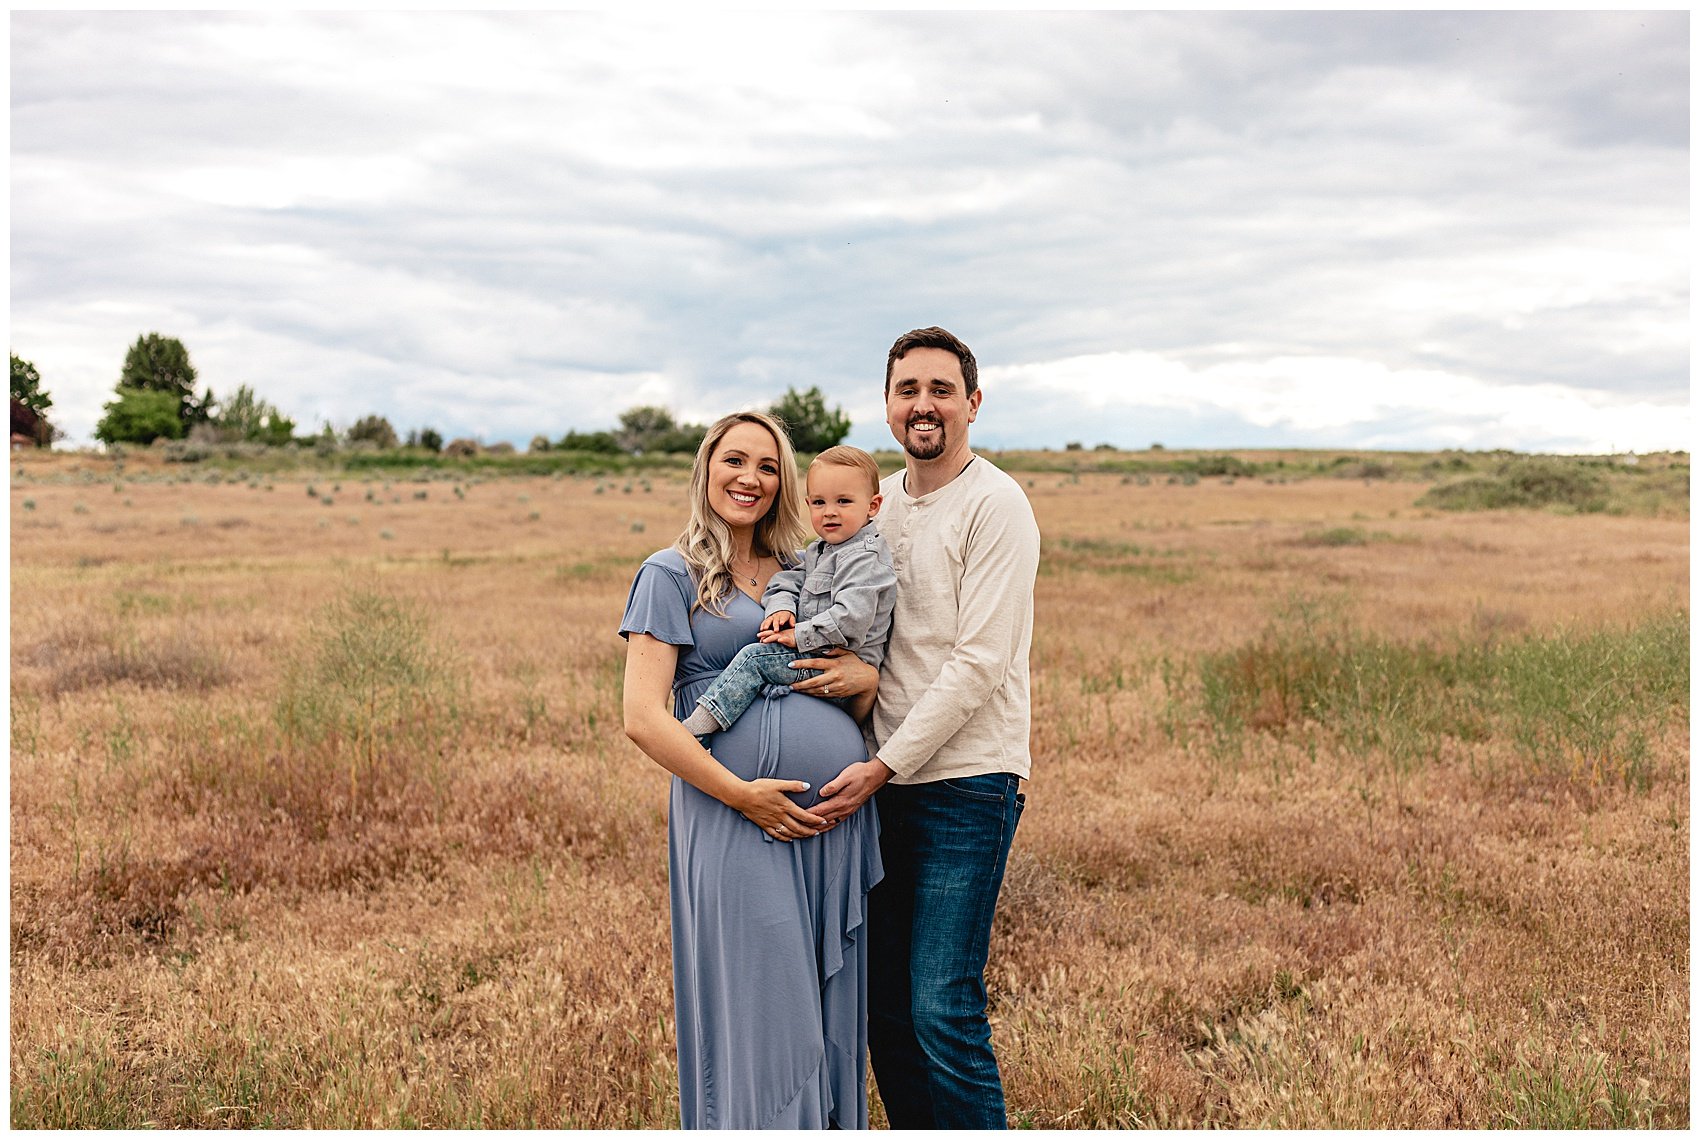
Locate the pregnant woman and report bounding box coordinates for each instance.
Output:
[620,411,884,1129]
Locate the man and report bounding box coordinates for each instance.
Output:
[808,326,1041,1128]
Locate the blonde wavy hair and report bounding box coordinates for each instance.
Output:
[674,411,810,617]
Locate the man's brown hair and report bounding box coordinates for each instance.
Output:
[885,326,979,397]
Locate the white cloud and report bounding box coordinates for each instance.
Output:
[10,11,1687,452]
[984,351,1690,454]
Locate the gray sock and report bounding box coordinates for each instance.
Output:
[681,706,721,735]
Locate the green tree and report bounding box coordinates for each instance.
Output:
[347,415,399,449]
[94,387,185,445]
[405,427,443,452]
[557,428,621,454]
[215,384,296,446]
[616,405,677,454]
[11,353,58,446]
[768,386,850,453]
[613,406,707,454]
[11,354,51,414]
[119,332,213,426]
[658,421,707,454]
[258,410,296,446]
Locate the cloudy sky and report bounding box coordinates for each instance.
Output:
[10,11,1689,453]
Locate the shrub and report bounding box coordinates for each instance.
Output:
[1184,454,1258,479]
[1419,461,1607,513]
[1332,460,1396,480]
[556,429,621,454]
[274,587,468,811]
[347,415,399,449]
[37,621,231,695]
[94,388,184,446]
[1298,527,1368,547]
[405,427,444,452]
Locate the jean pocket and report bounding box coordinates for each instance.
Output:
[940,773,1015,803]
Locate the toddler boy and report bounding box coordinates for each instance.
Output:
[682,445,896,737]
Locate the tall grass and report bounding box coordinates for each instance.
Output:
[274,586,468,810]
[30,618,231,695]
[1172,602,1687,787]
[10,465,1688,1128]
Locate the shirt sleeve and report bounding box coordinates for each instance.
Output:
[618,555,695,647]
[791,538,898,667]
[761,563,807,619]
[875,486,1040,779]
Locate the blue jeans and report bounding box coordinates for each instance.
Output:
[868,772,1025,1129]
[695,641,824,731]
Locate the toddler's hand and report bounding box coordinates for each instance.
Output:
[759,610,796,634]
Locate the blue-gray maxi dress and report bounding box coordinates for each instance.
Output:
[620,549,884,1129]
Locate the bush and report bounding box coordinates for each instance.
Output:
[557,429,621,454]
[95,388,185,446]
[1332,460,1396,480]
[347,415,399,449]
[274,587,467,810]
[615,406,706,455]
[1503,462,1606,505]
[1298,527,1369,547]
[35,620,231,695]
[215,385,296,445]
[1183,455,1258,479]
[1419,461,1607,513]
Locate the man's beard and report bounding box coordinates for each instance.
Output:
[903,418,945,460]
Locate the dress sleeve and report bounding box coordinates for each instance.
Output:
[618,556,695,647]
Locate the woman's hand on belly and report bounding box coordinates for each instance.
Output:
[730,777,830,843]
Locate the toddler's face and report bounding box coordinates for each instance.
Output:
[806,464,881,544]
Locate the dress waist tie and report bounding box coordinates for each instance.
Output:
[677,669,793,843]
[754,683,791,842]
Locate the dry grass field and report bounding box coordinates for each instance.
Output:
[9,450,1689,1127]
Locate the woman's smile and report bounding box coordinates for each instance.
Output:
[709,421,782,529]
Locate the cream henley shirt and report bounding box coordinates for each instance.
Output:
[868,455,1042,784]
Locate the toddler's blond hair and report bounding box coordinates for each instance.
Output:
[809,445,882,496]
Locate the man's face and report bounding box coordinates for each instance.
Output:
[885,346,981,463]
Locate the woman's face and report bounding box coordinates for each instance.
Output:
[706,421,783,533]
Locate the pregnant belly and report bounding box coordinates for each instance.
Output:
[705,690,868,809]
